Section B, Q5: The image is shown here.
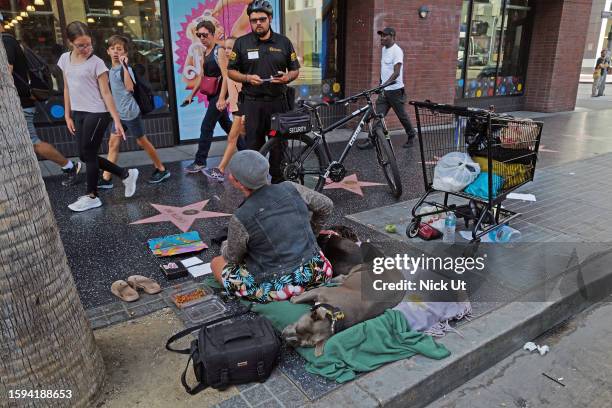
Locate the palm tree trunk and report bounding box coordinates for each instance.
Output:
[0,41,105,406]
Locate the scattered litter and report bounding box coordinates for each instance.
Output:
[507,193,536,202]
[542,372,565,387]
[523,341,537,352]
[557,377,564,382]
[385,224,398,233]
[569,172,575,175]
[523,341,550,356]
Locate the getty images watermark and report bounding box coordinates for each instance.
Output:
[369,254,487,294]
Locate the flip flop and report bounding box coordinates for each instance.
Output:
[127,275,162,295]
[111,280,140,302]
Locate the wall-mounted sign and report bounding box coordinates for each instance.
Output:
[602,11,612,19]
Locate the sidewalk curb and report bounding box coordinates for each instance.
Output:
[307,247,612,408]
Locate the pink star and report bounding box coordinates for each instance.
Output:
[131,200,231,232]
[323,174,385,197]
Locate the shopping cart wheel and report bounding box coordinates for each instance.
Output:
[406,219,420,238]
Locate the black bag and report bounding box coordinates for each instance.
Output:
[166,305,280,394]
[270,109,312,136]
[122,64,155,115]
[22,46,54,101]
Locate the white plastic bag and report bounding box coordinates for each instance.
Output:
[432,152,480,192]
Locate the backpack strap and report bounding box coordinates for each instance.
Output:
[165,302,253,354]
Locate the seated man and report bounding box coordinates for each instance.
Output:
[212,150,334,302]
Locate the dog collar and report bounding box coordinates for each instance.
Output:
[312,303,346,334]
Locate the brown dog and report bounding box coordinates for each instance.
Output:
[282,244,405,356]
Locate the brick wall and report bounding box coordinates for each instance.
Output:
[524,0,593,112]
[344,0,462,132]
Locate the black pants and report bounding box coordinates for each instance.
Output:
[376,88,416,137]
[241,96,289,181]
[195,94,233,165]
[73,111,126,195]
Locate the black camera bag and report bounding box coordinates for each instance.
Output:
[166,305,280,394]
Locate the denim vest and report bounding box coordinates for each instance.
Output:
[234,182,319,281]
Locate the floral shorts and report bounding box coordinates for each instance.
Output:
[222,251,333,303]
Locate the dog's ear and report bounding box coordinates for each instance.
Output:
[361,242,384,263]
[314,339,327,357]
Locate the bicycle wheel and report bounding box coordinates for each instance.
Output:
[374,127,402,198]
[259,133,326,190]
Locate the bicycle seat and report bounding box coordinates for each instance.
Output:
[302,100,329,109]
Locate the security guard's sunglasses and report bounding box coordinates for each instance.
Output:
[196,32,210,38]
[249,16,268,24]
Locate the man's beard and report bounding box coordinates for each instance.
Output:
[255,26,270,38]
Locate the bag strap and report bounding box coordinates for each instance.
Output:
[180,348,208,395]
[166,303,253,354]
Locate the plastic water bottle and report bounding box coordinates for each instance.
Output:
[443,213,457,244]
[488,225,521,243]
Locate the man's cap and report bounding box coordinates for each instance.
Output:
[227,150,270,190]
[377,27,396,37]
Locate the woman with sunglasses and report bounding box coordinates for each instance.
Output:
[183,20,233,174]
[58,21,139,212]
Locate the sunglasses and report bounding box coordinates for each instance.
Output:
[249,17,268,24]
[74,43,92,50]
[196,32,210,38]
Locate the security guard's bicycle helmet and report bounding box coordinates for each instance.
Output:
[247,0,273,17]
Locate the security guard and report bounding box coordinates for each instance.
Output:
[227,0,300,182]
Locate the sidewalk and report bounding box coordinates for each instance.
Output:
[43,104,612,407]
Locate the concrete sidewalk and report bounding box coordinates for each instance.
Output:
[53,103,612,407]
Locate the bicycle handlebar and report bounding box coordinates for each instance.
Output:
[334,81,396,105]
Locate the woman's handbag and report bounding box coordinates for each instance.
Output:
[594,69,602,80]
[200,75,221,96]
[166,304,280,394]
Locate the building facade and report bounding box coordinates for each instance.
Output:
[1,0,592,156]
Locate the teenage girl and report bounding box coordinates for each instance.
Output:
[59,21,139,212]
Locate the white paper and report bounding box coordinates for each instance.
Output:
[507,193,536,202]
[181,257,203,268]
[188,263,212,278]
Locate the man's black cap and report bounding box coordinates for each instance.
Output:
[377,27,396,37]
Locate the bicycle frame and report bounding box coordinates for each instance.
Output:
[309,93,389,178]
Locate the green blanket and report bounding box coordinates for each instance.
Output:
[251,301,450,383]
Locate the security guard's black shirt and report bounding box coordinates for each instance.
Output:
[228,30,300,98]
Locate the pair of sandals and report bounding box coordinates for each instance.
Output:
[111,275,161,302]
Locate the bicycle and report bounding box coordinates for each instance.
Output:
[259,83,403,198]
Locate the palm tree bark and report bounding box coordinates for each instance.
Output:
[0,41,105,406]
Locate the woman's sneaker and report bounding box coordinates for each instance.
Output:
[122,169,139,198]
[203,167,225,182]
[68,195,102,212]
[148,169,171,184]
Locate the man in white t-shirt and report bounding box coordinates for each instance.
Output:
[358,27,417,149]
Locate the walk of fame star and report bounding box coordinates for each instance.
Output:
[131,200,230,232]
[323,174,385,196]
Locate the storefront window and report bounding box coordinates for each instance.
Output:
[284,0,344,101]
[1,0,169,122]
[71,0,168,98]
[496,0,531,96]
[455,0,532,99]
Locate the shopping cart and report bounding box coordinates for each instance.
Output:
[407,101,544,242]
